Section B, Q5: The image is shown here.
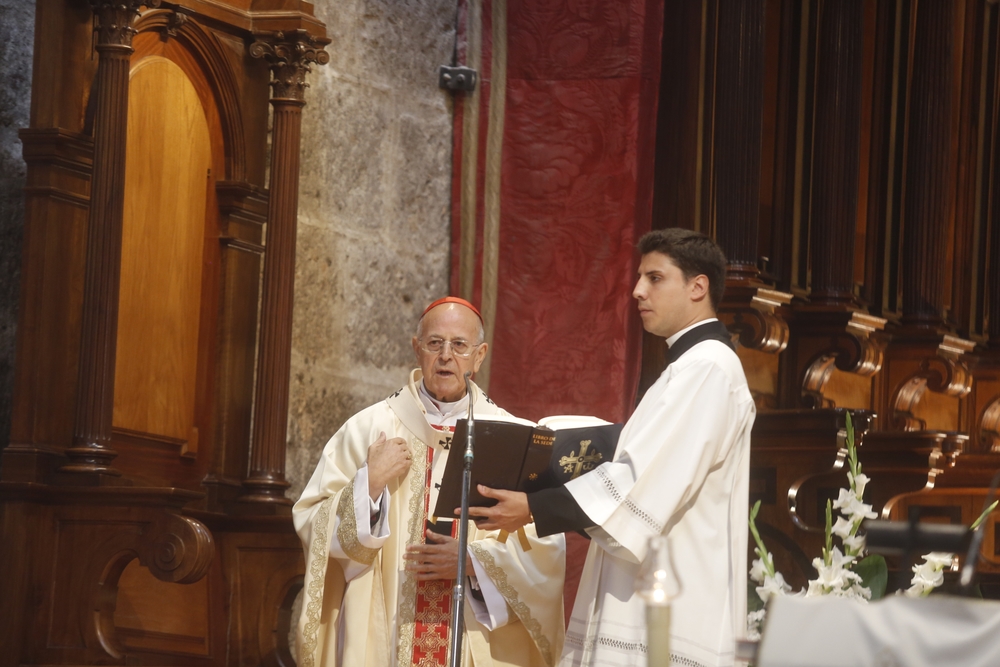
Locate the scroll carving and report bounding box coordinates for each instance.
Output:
[721,287,792,353]
[249,30,331,101]
[92,511,214,658]
[141,514,215,584]
[893,335,975,430]
[802,312,886,407]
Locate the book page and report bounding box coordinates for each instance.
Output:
[538,414,613,430]
[474,413,538,428]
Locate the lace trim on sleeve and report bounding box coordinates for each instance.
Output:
[596,466,664,533]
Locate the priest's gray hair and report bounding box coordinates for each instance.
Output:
[415,312,486,345]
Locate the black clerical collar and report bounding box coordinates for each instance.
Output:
[665,319,735,365]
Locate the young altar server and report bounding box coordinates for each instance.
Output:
[470,229,755,667]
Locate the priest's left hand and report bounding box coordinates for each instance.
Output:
[463,485,531,532]
[405,530,475,581]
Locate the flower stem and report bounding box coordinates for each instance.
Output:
[971,500,999,531]
[824,499,833,565]
[749,500,776,577]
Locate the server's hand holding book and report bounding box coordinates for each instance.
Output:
[432,414,623,519]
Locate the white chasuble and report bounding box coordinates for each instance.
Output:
[293,370,566,667]
[562,339,754,667]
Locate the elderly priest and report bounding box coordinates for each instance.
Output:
[470,230,755,667]
[293,297,565,667]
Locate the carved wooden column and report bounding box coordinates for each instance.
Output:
[900,1,955,327]
[62,0,159,475]
[873,3,973,431]
[713,0,791,409]
[810,0,862,305]
[777,1,886,409]
[713,0,765,280]
[240,31,329,505]
[965,151,1000,451]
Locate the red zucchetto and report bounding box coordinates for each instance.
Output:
[421,296,483,324]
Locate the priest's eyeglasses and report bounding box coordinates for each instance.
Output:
[418,337,480,358]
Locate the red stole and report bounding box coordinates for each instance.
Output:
[411,426,457,667]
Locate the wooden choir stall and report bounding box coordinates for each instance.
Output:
[0,2,328,666]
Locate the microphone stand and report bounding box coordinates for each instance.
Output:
[448,371,475,667]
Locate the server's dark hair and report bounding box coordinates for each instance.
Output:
[637,229,727,309]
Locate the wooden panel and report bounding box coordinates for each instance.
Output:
[885,488,1000,571]
[815,367,873,412]
[113,56,211,449]
[114,559,211,656]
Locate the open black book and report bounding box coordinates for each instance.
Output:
[432,415,624,518]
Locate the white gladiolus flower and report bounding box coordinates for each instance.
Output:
[749,558,768,584]
[849,472,870,497]
[831,516,854,540]
[912,561,945,588]
[746,609,766,641]
[827,546,853,569]
[832,488,877,522]
[756,571,792,601]
[841,533,866,554]
[922,552,956,569]
[903,552,955,598]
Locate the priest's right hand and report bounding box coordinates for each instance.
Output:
[367,432,412,501]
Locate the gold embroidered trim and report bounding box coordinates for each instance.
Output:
[397,436,429,667]
[300,496,334,667]
[470,544,554,667]
[336,478,379,565]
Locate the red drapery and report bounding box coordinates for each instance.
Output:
[450,0,664,425]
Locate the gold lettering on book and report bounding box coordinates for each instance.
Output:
[559,440,603,478]
[532,433,555,446]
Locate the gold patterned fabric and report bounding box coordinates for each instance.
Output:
[336,481,379,566]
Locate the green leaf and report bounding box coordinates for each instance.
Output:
[854,554,887,600]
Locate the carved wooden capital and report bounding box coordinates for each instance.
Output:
[893,335,975,430]
[250,30,330,101]
[719,286,792,353]
[90,0,160,49]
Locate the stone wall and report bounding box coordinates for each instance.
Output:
[0,2,34,447]
[285,0,457,498]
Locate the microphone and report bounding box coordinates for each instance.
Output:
[463,372,473,461]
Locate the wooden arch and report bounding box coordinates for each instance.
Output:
[133,9,249,182]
